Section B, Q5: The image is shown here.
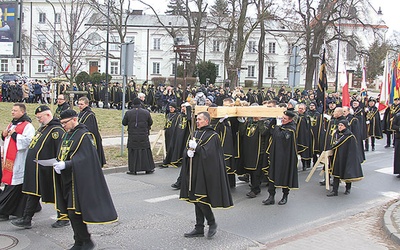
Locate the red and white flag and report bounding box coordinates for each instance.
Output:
[338,54,350,107]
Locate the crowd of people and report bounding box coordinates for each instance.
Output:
[0,80,399,244]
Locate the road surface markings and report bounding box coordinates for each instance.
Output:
[145,194,179,203]
[375,167,393,175]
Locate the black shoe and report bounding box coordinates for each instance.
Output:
[184,229,204,238]
[0,214,9,221]
[145,170,155,174]
[365,148,369,151]
[11,217,32,229]
[126,171,137,175]
[302,165,307,171]
[238,175,249,183]
[319,180,326,186]
[246,191,258,198]
[327,191,338,197]
[207,224,217,238]
[344,189,351,195]
[262,196,275,205]
[372,147,375,151]
[397,174,400,178]
[171,182,181,189]
[52,220,70,228]
[384,145,390,148]
[278,196,287,205]
[81,239,95,250]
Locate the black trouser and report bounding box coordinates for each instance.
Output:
[24,195,41,218]
[250,167,263,194]
[332,177,351,193]
[228,174,236,188]
[194,203,215,231]
[386,132,393,146]
[267,181,289,197]
[365,137,375,149]
[68,210,91,245]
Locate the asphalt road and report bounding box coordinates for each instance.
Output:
[0,139,398,250]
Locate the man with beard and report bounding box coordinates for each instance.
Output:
[54,109,118,249]
[0,104,35,221]
[326,120,363,196]
[54,94,70,119]
[262,111,298,206]
[364,97,383,151]
[77,97,106,167]
[297,103,313,171]
[180,112,233,238]
[122,98,155,175]
[11,105,68,229]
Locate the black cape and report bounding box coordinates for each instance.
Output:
[264,121,299,189]
[22,118,65,202]
[163,112,189,167]
[78,106,106,166]
[180,126,233,208]
[329,128,364,181]
[55,124,118,224]
[296,113,312,160]
[366,106,383,139]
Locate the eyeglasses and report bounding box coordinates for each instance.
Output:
[60,118,73,125]
[35,115,43,120]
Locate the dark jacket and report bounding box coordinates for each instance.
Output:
[122,104,153,149]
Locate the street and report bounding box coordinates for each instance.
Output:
[0,139,399,250]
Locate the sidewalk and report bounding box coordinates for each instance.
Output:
[383,199,400,245]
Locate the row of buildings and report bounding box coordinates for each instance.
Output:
[0,0,389,88]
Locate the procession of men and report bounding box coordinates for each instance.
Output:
[0,82,399,249]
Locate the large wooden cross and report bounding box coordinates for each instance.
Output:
[194,106,287,118]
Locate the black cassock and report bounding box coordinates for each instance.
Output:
[180,126,233,208]
[22,119,64,203]
[55,124,118,223]
[392,113,400,174]
[329,129,364,182]
[264,121,299,189]
[366,106,383,139]
[163,112,189,167]
[296,114,312,160]
[78,106,106,166]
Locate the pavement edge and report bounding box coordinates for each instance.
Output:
[383,199,400,245]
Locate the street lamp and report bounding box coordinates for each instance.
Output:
[104,0,110,109]
[45,0,56,78]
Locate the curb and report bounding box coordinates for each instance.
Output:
[102,161,163,175]
[383,199,400,245]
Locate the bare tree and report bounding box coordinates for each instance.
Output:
[34,0,100,84]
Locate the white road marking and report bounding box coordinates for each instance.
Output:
[145,194,179,203]
[375,167,393,175]
[380,191,400,199]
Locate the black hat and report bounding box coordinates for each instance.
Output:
[338,119,349,128]
[327,99,336,105]
[309,101,317,106]
[35,105,50,114]
[284,110,296,118]
[368,97,376,103]
[169,102,177,108]
[60,109,78,120]
[133,98,141,105]
[394,97,400,101]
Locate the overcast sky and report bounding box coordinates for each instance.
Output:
[132,0,400,35]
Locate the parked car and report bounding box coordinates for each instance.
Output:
[0,74,22,82]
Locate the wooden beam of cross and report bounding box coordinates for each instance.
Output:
[194,106,287,118]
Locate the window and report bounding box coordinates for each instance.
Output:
[38,60,45,73]
[287,66,290,78]
[248,41,256,53]
[39,13,46,23]
[110,61,119,75]
[248,65,255,77]
[288,43,294,54]
[230,41,236,52]
[0,59,8,72]
[87,33,102,51]
[268,66,275,78]
[17,60,24,73]
[347,42,356,61]
[268,42,276,54]
[38,35,46,49]
[21,12,25,23]
[153,38,161,50]
[213,40,220,52]
[172,63,176,75]
[215,64,220,77]
[152,62,160,74]
[55,13,61,24]
[110,36,119,51]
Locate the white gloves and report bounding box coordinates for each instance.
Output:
[53,161,66,174]
[187,150,195,158]
[237,117,245,123]
[219,114,229,123]
[276,117,282,126]
[188,139,197,149]
[323,114,331,121]
[366,121,370,125]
